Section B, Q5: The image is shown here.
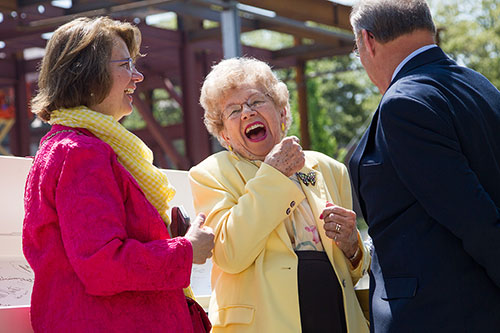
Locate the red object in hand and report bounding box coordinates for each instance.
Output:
[171,206,191,237]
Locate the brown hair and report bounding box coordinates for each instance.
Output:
[31,16,142,121]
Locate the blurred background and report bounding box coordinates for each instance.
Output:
[0,0,498,166]
[1,0,498,230]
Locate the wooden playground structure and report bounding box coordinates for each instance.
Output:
[0,0,355,169]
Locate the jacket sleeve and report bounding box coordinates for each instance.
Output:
[380,94,500,287]
[55,142,193,296]
[189,160,304,274]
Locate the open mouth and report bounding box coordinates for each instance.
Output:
[245,122,267,142]
[125,88,134,101]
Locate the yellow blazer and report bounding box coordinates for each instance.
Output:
[189,150,370,332]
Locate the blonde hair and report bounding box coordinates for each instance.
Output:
[200,57,292,148]
[31,16,142,121]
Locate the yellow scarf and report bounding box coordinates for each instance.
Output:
[49,106,175,224]
[49,106,195,298]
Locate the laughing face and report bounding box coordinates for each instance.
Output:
[91,35,144,121]
[220,86,285,161]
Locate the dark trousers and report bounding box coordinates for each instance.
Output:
[296,251,347,333]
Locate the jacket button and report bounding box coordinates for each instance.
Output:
[342,279,346,288]
[290,201,296,207]
[286,208,291,215]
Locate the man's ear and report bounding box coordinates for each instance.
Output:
[362,29,376,57]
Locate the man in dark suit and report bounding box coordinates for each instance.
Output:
[348,0,500,331]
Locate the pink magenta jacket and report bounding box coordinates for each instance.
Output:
[23,125,194,332]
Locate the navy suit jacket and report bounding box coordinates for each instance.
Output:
[349,47,500,332]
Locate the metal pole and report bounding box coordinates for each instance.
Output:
[221,0,241,58]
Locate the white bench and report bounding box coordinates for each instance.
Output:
[0,156,211,332]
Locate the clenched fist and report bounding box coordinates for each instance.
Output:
[264,136,305,177]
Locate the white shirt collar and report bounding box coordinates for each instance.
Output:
[391,44,438,82]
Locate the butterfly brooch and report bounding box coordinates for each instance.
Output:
[296,171,316,186]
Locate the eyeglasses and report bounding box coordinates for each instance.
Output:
[110,57,135,71]
[353,30,374,57]
[222,92,270,120]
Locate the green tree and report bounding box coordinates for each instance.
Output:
[122,88,183,130]
[431,0,500,88]
[279,56,379,162]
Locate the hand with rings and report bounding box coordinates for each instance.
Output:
[320,202,359,260]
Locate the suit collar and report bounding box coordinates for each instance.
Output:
[391,44,437,82]
[302,152,319,171]
[350,47,453,220]
[232,150,320,177]
[231,151,324,214]
[391,46,451,86]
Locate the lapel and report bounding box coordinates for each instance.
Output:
[298,155,345,270]
[349,108,379,200]
[297,156,324,216]
[392,46,452,87]
[296,156,336,259]
[350,47,450,200]
[232,154,295,250]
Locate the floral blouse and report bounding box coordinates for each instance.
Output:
[284,174,324,251]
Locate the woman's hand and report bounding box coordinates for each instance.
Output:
[185,213,215,264]
[320,203,360,261]
[264,136,305,177]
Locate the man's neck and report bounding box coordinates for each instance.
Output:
[376,30,436,93]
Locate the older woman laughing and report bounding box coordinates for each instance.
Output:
[189,57,370,333]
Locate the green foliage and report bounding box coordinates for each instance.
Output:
[307,56,379,161]
[241,29,294,50]
[432,0,500,88]
[277,56,379,162]
[121,88,183,130]
[127,0,500,166]
[150,89,183,125]
[279,0,500,160]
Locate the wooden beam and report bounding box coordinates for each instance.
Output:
[294,39,310,150]
[238,0,353,31]
[133,93,190,169]
[25,0,181,29]
[272,43,352,61]
[260,21,346,45]
[179,41,211,165]
[0,0,16,11]
[163,77,183,107]
[11,53,31,157]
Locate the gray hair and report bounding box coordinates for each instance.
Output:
[200,57,291,149]
[350,0,436,43]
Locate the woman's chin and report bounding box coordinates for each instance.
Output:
[237,143,273,160]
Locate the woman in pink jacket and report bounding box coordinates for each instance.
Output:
[23,16,214,332]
